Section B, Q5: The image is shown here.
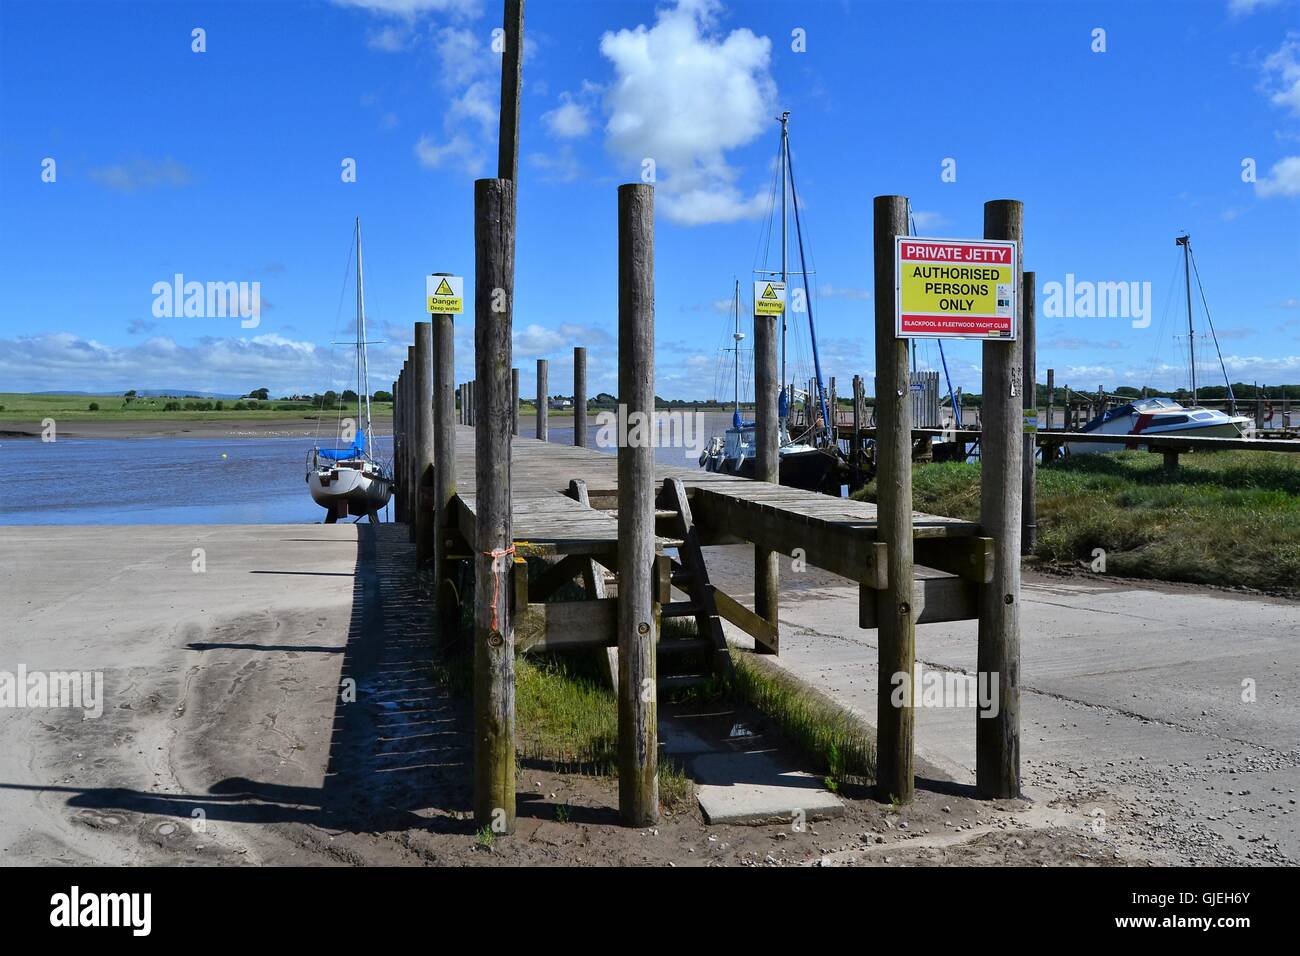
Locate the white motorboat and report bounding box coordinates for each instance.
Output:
[306,217,393,522]
[1066,396,1250,455]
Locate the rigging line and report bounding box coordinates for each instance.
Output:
[1141,247,1185,392]
[315,226,359,450]
[1187,243,1236,409]
[752,135,785,274]
[784,136,830,444]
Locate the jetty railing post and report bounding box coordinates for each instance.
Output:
[433,302,456,626]
[978,198,1024,799]
[393,377,405,523]
[753,247,779,654]
[535,359,548,440]
[873,195,914,804]
[472,177,516,834]
[573,346,588,447]
[617,182,658,826]
[1046,368,1055,431]
[405,351,416,542]
[1021,271,1037,555]
[852,374,863,489]
[511,367,520,436]
[414,322,436,566]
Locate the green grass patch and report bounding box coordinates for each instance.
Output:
[854,450,1300,595]
[0,391,392,423]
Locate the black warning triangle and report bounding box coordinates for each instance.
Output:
[761,283,778,299]
[434,278,455,296]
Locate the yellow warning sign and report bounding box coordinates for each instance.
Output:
[426,274,464,315]
[753,280,786,317]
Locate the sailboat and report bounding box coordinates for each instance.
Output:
[1068,233,1251,455]
[698,111,841,492]
[305,217,394,521]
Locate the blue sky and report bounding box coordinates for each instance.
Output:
[1,0,1297,400]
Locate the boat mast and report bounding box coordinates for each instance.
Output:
[778,110,789,404]
[356,216,374,457]
[1176,233,1196,404]
[732,279,743,417]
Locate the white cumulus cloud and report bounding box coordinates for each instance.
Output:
[1256,155,1300,196]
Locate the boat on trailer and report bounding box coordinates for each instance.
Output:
[306,217,393,523]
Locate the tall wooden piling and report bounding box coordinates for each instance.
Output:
[511,367,520,436]
[873,195,915,803]
[573,346,588,448]
[752,246,779,654]
[497,0,523,183]
[472,178,517,833]
[393,377,405,523]
[852,374,864,489]
[1021,272,1037,555]
[536,358,548,441]
[616,182,658,826]
[433,301,456,611]
[978,199,1023,799]
[405,352,416,541]
[414,322,436,565]
[1046,368,1055,431]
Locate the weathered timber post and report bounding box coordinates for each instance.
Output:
[511,367,520,436]
[573,346,588,448]
[393,377,405,523]
[472,178,516,833]
[414,322,436,566]
[617,182,658,826]
[829,376,838,441]
[497,0,523,183]
[469,380,476,428]
[1046,368,1055,431]
[1021,271,1037,555]
[753,242,779,655]
[433,300,456,623]
[873,195,914,803]
[852,374,863,489]
[536,358,548,441]
[405,351,417,542]
[978,199,1023,799]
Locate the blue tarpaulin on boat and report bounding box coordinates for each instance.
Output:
[317,428,365,460]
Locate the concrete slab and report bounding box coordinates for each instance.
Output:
[691,751,844,826]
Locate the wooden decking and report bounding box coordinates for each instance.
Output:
[451,425,983,588]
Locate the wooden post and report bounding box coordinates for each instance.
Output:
[573,346,588,447]
[753,238,779,654]
[469,380,477,428]
[873,195,914,804]
[405,351,417,542]
[393,376,405,523]
[414,322,436,566]
[978,199,1023,800]
[536,358,548,441]
[1046,368,1055,431]
[433,301,456,617]
[852,374,863,489]
[497,0,523,183]
[511,367,520,436]
[472,178,516,833]
[1021,272,1037,555]
[617,182,658,826]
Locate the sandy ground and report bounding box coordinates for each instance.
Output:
[0,524,1141,867]
[705,551,1300,866]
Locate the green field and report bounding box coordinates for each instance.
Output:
[855,450,1300,597]
[0,392,392,423]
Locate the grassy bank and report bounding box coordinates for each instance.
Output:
[855,450,1300,595]
[0,391,392,423]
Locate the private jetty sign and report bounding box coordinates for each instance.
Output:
[895,237,1017,339]
[426,274,464,314]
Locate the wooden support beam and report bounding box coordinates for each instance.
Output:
[1021,270,1037,555]
[617,182,658,826]
[915,537,994,585]
[527,553,589,602]
[536,358,548,441]
[472,177,517,834]
[573,346,588,448]
[516,598,618,652]
[978,198,1023,800]
[414,321,435,566]
[567,477,617,689]
[710,585,777,653]
[690,487,887,588]
[873,194,915,804]
[859,576,978,629]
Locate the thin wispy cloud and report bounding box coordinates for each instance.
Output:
[88,158,191,192]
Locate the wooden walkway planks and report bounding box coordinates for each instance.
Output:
[450,425,979,576]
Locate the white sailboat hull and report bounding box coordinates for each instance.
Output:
[307,464,392,519]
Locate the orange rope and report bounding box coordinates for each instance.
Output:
[483,545,515,634]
